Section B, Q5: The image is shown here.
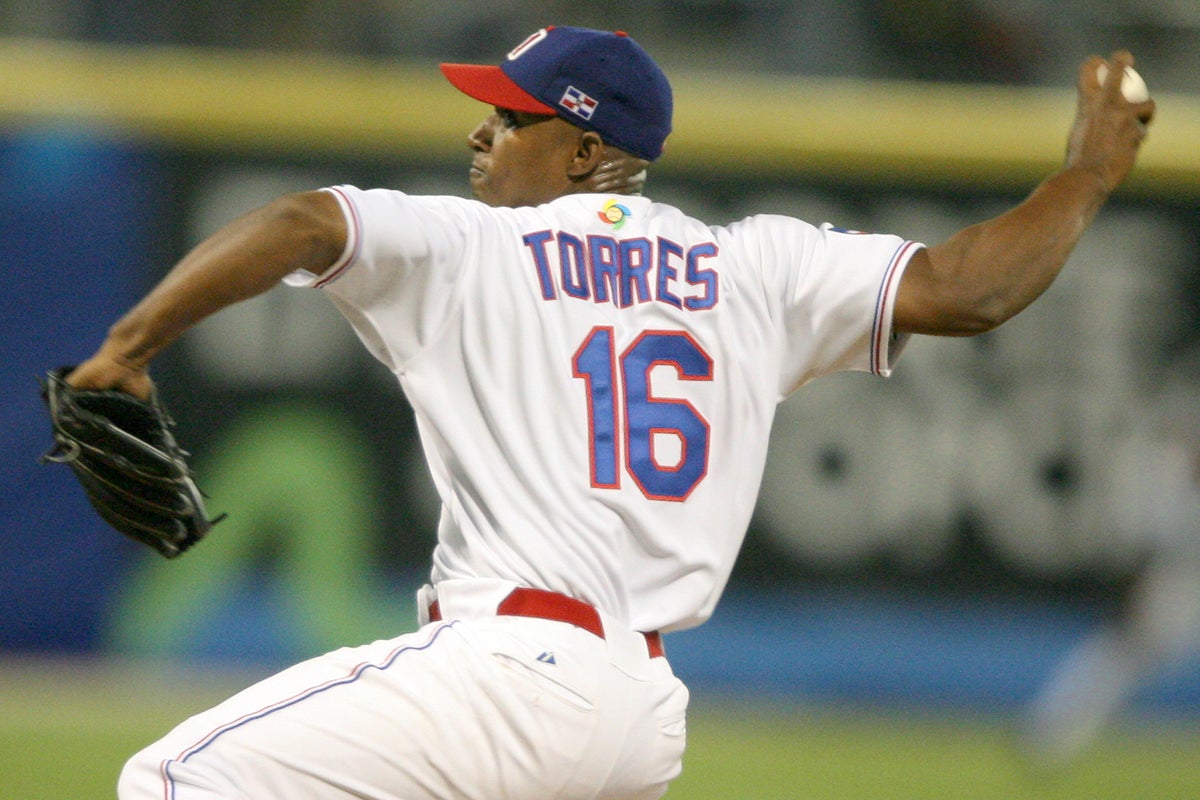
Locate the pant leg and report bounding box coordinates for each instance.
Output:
[119,618,688,800]
[118,623,467,799]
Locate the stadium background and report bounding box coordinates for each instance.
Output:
[2,2,1199,797]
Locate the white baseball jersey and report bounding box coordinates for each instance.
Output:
[119,188,922,800]
[292,186,921,633]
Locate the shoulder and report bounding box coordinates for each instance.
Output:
[329,185,486,218]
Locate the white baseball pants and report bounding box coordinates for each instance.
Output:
[118,579,689,800]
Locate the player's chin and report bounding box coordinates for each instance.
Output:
[469,171,495,204]
[469,173,527,208]
[471,183,513,208]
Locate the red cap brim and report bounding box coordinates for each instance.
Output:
[439,63,557,115]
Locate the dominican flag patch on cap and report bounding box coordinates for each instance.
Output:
[559,86,598,120]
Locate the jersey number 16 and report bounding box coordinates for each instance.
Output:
[572,326,712,501]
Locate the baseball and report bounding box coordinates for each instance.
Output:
[1096,63,1149,103]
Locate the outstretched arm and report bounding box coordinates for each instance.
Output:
[67,190,346,397]
[893,51,1155,336]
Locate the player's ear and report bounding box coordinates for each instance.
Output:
[567,131,606,181]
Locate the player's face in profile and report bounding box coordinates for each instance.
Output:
[467,107,583,207]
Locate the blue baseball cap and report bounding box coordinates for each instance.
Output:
[440,26,673,162]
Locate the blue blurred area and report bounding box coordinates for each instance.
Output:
[0,125,166,650]
[667,586,1200,715]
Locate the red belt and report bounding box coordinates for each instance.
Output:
[428,587,664,659]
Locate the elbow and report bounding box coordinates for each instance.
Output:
[897,289,1021,337]
[944,296,1033,337]
[896,279,1016,337]
[954,295,1016,335]
[964,284,1048,334]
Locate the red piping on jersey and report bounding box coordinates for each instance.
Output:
[314,186,362,289]
[872,240,919,374]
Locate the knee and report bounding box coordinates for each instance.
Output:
[118,736,238,799]
[116,742,164,800]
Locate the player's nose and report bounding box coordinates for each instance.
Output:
[468,116,495,152]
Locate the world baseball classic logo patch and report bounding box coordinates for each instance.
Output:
[559,86,598,120]
[597,199,630,230]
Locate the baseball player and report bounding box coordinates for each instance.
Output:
[1020,367,1200,767]
[65,26,1152,800]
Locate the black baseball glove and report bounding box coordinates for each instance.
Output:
[39,366,223,558]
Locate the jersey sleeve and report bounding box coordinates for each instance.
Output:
[733,215,922,396]
[284,185,473,370]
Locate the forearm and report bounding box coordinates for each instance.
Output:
[100,190,345,369]
[894,52,1152,337]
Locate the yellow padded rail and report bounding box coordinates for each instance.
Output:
[1,37,1196,197]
